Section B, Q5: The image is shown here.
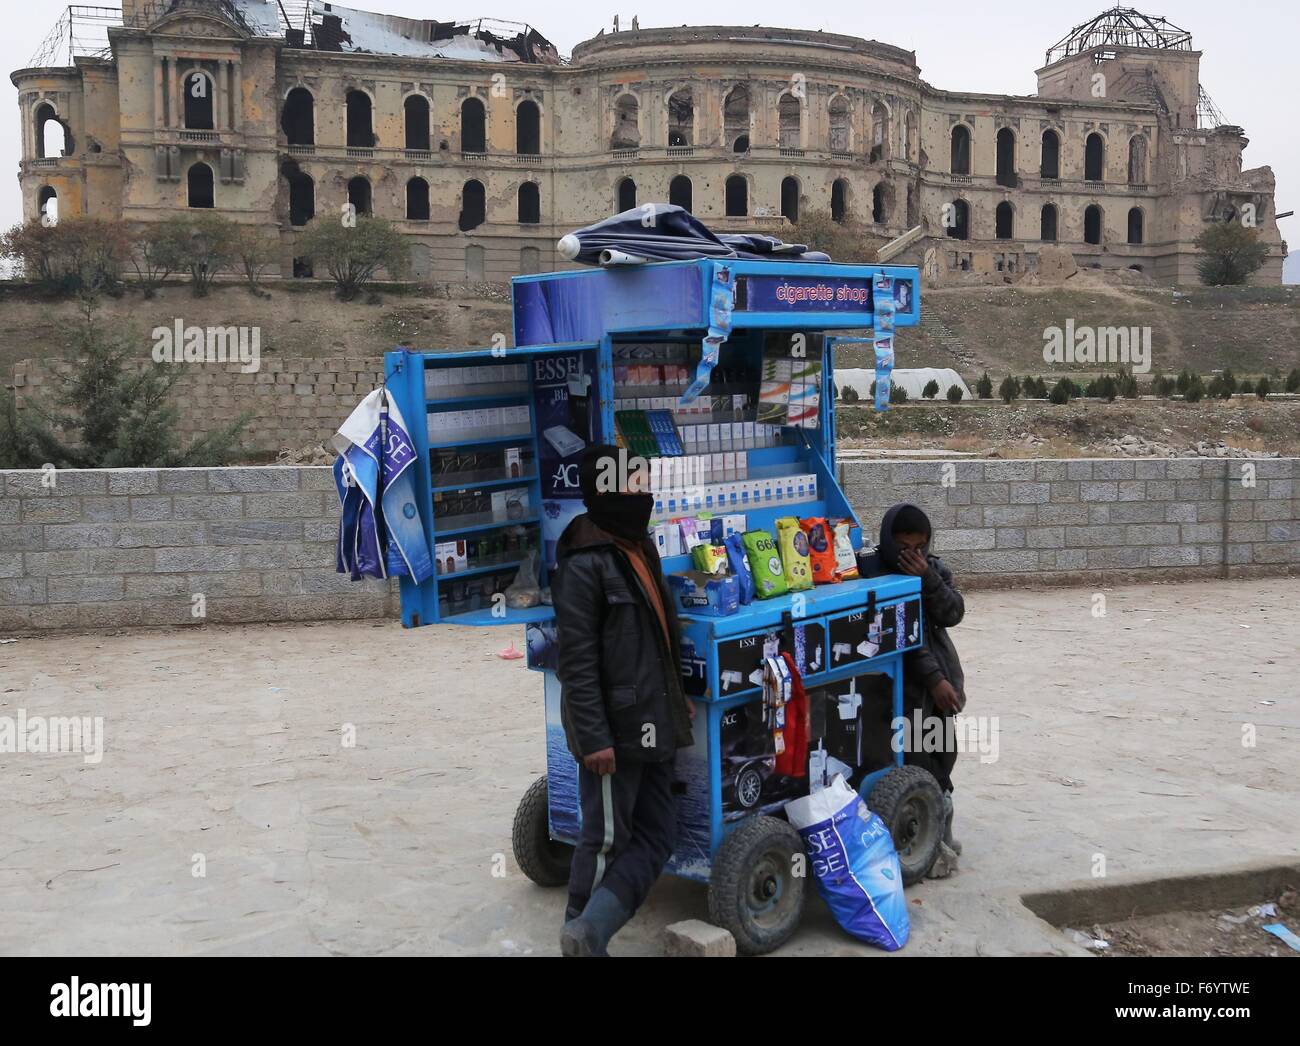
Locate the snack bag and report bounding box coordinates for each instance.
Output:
[800,517,839,584]
[724,532,756,604]
[833,520,860,580]
[776,517,813,591]
[692,542,728,576]
[742,530,788,599]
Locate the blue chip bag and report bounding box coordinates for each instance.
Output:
[724,532,755,605]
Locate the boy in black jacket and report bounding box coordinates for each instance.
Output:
[552,446,695,956]
[860,503,966,854]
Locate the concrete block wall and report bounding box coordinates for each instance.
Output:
[0,467,396,632]
[842,457,1299,582]
[1,458,1296,633]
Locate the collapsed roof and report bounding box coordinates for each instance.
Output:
[301,2,560,63]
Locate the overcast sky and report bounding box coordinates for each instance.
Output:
[3,0,1295,272]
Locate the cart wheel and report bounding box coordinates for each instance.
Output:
[707,815,806,955]
[734,766,764,810]
[865,765,943,887]
[512,775,573,887]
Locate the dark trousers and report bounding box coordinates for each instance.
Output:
[567,756,677,919]
[902,686,958,793]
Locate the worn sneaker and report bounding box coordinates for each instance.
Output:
[560,917,608,957]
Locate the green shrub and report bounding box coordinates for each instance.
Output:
[1048,379,1072,405]
[3,300,247,468]
[922,379,940,399]
[296,215,410,301]
[1194,221,1268,286]
[1255,377,1270,399]
[945,384,964,403]
[975,372,993,399]
[998,376,1018,403]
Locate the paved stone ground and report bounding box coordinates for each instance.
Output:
[1,578,1297,956]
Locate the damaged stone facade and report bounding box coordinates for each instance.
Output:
[11,2,1287,285]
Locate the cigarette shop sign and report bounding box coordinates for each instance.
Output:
[736,275,873,314]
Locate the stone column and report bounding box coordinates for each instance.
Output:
[166,58,176,128]
[232,62,243,130]
[155,58,165,129]
[219,61,229,130]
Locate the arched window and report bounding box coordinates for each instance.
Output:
[667,89,694,147]
[1040,203,1058,242]
[518,182,540,224]
[995,201,1014,239]
[611,94,639,149]
[516,100,540,155]
[184,72,215,130]
[347,176,371,216]
[1040,129,1060,179]
[778,94,801,149]
[946,199,969,240]
[616,177,637,212]
[404,95,430,151]
[828,96,850,153]
[346,90,373,148]
[950,125,971,175]
[407,177,430,221]
[831,179,849,223]
[872,183,886,224]
[1127,207,1144,244]
[519,246,540,275]
[1084,133,1105,182]
[725,175,748,217]
[1084,204,1103,244]
[723,86,750,152]
[38,186,58,225]
[284,165,314,226]
[781,177,799,222]
[870,102,890,162]
[906,184,919,226]
[282,88,314,146]
[669,175,692,212]
[461,97,486,153]
[187,163,215,208]
[996,128,1016,188]
[35,103,67,158]
[903,110,916,161]
[460,179,485,230]
[1128,135,1148,184]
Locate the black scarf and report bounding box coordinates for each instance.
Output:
[585,492,654,543]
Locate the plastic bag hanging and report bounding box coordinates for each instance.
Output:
[682,264,735,403]
[872,274,896,412]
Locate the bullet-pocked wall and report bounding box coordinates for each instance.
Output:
[10,7,1287,286]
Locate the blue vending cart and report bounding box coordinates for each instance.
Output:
[385,259,944,954]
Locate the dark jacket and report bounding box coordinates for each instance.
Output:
[552,514,695,763]
[859,503,966,703]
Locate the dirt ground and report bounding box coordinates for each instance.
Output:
[1092,887,1300,957]
[1,577,1298,957]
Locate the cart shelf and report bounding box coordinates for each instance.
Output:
[432,512,540,537]
[430,469,537,494]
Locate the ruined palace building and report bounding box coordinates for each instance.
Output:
[13,2,1288,283]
